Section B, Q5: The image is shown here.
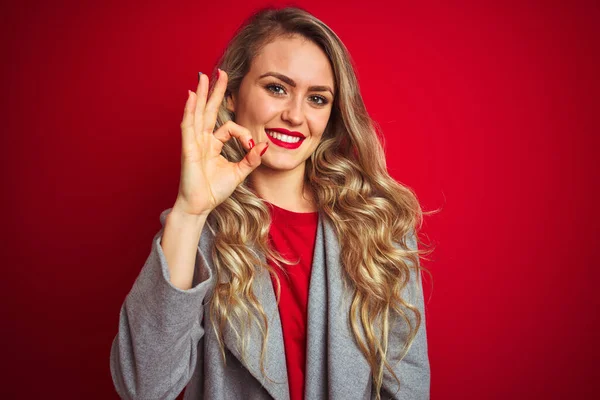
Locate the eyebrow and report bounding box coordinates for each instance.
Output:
[258,72,335,96]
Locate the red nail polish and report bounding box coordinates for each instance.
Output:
[260,143,269,156]
[217,69,220,79]
[248,139,255,149]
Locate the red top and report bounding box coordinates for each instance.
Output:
[266,202,319,400]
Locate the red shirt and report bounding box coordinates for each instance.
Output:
[266,202,319,400]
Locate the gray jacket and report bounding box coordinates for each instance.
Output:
[110,208,430,399]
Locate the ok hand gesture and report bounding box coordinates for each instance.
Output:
[174,70,269,217]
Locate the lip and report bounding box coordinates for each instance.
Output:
[265,128,306,138]
[265,128,305,150]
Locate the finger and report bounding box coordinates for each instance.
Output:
[181,90,197,149]
[203,69,228,133]
[194,73,209,135]
[213,120,255,151]
[235,142,269,183]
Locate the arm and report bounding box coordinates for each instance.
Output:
[109,208,215,399]
[382,230,431,400]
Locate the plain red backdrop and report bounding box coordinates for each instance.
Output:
[1,0,598,398]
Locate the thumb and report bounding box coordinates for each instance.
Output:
[236,142,269,180]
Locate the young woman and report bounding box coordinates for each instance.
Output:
[110,6,430,400]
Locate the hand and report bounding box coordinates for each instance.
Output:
[174,69,269,217]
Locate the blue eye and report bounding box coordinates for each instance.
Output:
[265,84,286,95]
[265,83,329,106]
[310,95,328,105]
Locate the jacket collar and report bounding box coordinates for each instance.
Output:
[220,213,327,400]
[222,258,290,400]
[222,212,372,400]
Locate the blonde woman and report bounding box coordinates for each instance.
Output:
[110,6,431,400]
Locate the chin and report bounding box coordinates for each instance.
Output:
[262,158,305,171]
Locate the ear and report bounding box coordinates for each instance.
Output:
[226,92,236,113]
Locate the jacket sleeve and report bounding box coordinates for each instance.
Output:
[110,208,215,400]
[382,230,431,400]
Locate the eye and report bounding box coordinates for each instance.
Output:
[265,83,329,106]
[265,83,286,95]
[309,95,328,106]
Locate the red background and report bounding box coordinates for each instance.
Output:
[2,0,598,398]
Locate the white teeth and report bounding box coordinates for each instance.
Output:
[266,130,301,143]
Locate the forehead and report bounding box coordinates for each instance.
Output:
[250,36,335,88]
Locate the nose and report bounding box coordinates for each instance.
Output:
[281,96,304,126]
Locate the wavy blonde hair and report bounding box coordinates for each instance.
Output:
[204,6,434,398]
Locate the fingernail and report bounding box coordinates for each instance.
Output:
[248,139,255,149]
[260,142,269,156]
[217,69,221,79]
[198,72,203,82]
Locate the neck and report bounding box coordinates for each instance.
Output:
[248,162,316,213]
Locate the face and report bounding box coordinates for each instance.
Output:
[227,35,335,172]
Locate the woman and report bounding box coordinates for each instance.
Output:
[110,6,430,400]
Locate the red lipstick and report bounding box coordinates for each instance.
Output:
[266,128,305,138]
[265,128,306,149]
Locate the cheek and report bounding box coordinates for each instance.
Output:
[241,91,281,123]
[308,112,332,137]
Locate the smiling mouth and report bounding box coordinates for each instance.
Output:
[265,129,303,143]
[265,129,305,149]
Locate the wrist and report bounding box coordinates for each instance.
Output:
[172,199,212,219]
[169,204,209,227]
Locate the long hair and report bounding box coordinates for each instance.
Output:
[205,6,433,398]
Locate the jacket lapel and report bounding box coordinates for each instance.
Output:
[221,213,372,400]
[303,212,328,397]
[305,214,372,399]
[222,247,290,400]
